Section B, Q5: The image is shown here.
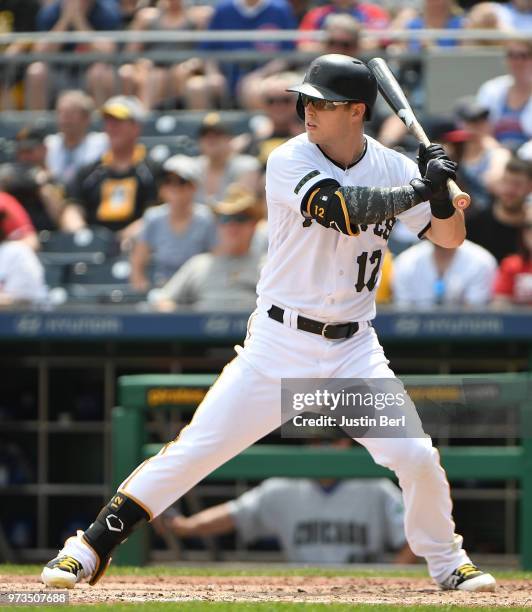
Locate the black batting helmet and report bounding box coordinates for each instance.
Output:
[287,54,378,121]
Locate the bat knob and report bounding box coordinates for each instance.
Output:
[447,180,471,210]
[453,193,471,210]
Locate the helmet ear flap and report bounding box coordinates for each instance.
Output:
[296,94,305,121]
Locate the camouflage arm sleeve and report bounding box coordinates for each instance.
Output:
[304,180,425,236]
[339,185,422,226]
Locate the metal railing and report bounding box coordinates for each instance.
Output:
[1,28,530,45]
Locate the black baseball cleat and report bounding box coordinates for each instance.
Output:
[439,563,496,592]
[41,555,85,589]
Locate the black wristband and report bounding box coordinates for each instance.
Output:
[430,195,455,219]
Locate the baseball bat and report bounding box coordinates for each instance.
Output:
[367,57,470,210]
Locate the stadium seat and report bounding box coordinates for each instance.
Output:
[65,258,145,304]
[0,113,56,140]
[41,260,67,289]
[143,136,198,160]
[39,227,119,266]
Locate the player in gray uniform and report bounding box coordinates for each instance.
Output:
[41,55,496,593]
[156,477,413,564]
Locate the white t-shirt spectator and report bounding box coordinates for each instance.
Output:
[0,241,47,303]
[228,478,406,563]
[493,3,532,32]
[45,132,109,185]
[392,239,497,307]
[476,75,532,151]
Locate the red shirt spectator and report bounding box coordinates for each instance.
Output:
[493,254,532,304]
[0,192,36,241]
[493,199,532,305]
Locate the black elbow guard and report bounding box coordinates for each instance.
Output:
[303,181,359,236]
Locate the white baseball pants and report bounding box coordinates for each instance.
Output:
[116,310,469,582]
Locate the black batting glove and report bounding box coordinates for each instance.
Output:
[417,143,448,176]
[426,158,458,219]
[417,144,458,218]
[410,158,457,204]
[424,158,457,192]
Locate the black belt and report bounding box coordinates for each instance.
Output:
[267,305,360,340]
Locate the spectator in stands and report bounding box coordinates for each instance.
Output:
[25,0,122,110]
[45,90,109,186]
[476,39,532,151]
[0,191,38,250]
[466,157,532,262]
[154,473,415,564]
[62,96,162,242]
[239,13,362,110]
[289,0,313,25]
[462,2,506,46]
[454,97,512,211]
[200,0,297,105]
[492,203,532,306]
[298,0,389,52]
[397,0,464,52]
[0,125,66,232]
[392,239,497,307]
[130,155,216,291]
[321,13,362,55]
[492,0,532,33]
[121,0,220,111]
[236,72,303,163]
[193,113,261,207]
[0,0,40,110]
[120,0,147,28]
[151,184,262,311]
[15,125,48,170]
[0,209,46,306]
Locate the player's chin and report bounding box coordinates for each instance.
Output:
[306,128,319,143]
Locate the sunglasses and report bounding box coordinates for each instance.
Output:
[326,38,356,49]
[218,213,253,224]
[162,175,190,186]
[266,96,293,105]
[507,51,531,60]
[301,94,349,111]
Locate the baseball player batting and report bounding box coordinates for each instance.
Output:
[41,54,496,593]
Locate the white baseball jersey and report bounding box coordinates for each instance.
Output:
[228,477,406,563]
[258,133,431,322]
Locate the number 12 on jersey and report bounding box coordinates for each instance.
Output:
[355,249,382,292]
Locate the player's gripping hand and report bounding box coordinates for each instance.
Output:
[410,157,457,218]
[424,158,457,193]
[417,143,458,219]
[417,143,448,175]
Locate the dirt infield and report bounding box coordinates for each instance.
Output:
[2,574,532,606]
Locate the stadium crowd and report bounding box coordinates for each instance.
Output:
[0,0,530,308]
